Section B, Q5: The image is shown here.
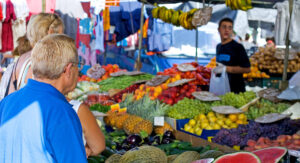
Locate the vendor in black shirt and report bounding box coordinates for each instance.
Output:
[214,18,250,93]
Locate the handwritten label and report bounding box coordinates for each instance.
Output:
[233,146,240,150]
[110,104,120,112]
[154,117,164,126]
[118,107,127,113]
[207,136,214,142]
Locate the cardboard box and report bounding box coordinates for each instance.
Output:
[165,117,177,129]
[175,130,236,153]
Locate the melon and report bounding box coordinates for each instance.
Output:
[253,147,287,163]
[105,154,121,163]
[214,152,261,163]
[200,150,224,159]
[119,146,167,163]
[173,151,201,163]
[167,154,178,163]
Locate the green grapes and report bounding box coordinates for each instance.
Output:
[166,98,211,119]
[246,99,291,120]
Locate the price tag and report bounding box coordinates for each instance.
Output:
[154,117,164,126]
[233,146,240,151]
[207,136,214,142]
[110,104,120,112]
[118,107,127,113]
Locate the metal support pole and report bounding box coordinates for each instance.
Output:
[42,0,46,13]
[136,3,145,71]
[281,0,293,90]
[103,42,107,65]
[195,28,198,62]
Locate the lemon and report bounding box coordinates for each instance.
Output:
[216,113,225,118]
[196,129,203,136]
[207,112,215,118]
[213,123,221,130]
[208,116,217,123]
[243,121,249,125]
[225,119,232,126]
[228,114,238,122]
[205,125,213,130]
[184,124,191,131]
[236,120,244,125]
[201,118,209,123]
[189,128,195,134]
[230,123,238,128]
[222,125,229,129]
[238,114,246,121]
[194,127,201,133]
[198,114,207,120]
[217,120,224,126]
[189,119,196,126]
[201,122,209,129]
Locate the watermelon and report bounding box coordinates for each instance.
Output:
[214,152,261,163]
[253,147,287,163]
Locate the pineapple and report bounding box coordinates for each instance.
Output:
[123,115,143,134]
[104,111,118,126]
[154,122,173,135]
[133,120,153,135]
[115,113,130,129]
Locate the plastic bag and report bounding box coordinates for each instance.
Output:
[209,67,230,95]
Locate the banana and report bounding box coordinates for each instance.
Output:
[232,0,238,10]
[229,0,234,10]
[163,9,169,22]
[152,7,159,18]
[227,0,231,8]
[237,0,242,10]
[189,8,198,16]
[246,0,251,6]
[171,11,178,25]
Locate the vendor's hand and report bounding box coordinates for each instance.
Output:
[212,65,226,74]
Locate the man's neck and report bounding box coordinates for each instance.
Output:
[35,78,65,94]
[221,38,233,45]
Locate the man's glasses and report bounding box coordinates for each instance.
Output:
[71,61,84,71]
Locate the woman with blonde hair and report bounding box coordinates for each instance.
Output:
[2,13,105,157]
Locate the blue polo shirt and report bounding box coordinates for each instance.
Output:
[0,79,87,163]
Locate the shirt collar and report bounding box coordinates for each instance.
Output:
[26,79,68,102]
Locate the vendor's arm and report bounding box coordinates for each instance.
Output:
[78,103,105,156]
[226,66,250,74]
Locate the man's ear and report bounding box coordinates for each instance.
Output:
[64,63,73,78]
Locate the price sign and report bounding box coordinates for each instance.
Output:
[110,103,120,112]
[154,117,164,126]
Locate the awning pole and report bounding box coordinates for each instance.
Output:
[195,28,198,62]
[136,3,145,71]
[42,0,46,13]
[281,0,294,90]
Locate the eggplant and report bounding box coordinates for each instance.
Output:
[162,138,174,144]
[116,142,122,151]
[163,131,175,140]
[153,135,162,145]
[126,134,142,146]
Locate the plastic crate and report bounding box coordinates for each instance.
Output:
[245,78,263,87]
[262,77,282,89]
[176,119,219,141]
